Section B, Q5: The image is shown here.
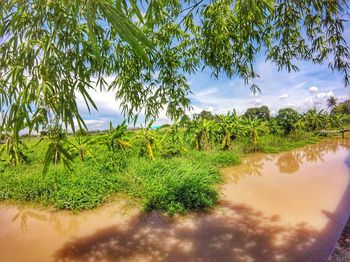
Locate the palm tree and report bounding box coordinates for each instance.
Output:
[327,96,338,109]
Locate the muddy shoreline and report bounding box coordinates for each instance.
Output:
[328,218,350,261]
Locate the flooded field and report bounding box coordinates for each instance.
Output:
[0,139,349,262]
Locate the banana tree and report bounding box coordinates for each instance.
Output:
[100,120,131,152]
[293,115,306,132]
[160,121,186,157]
[187,117,216,151]
[68,136,94,161]
[329,114,344,128]
[217,111,238,150]
[239,117,267,151]
[39,123,74,174]
[132,120,158,160]
[303,109,326,131]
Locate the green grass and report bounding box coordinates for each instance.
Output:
[0,140,240,215]
[127,157,223,214]
[236,131,321,153]
[0,132,320,215]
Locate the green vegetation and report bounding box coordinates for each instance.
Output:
[0,1,349,218]
[331,99,350,116]
[244,106,270,121]
[1,0,349,150]
[0,139,239,215]
[0,106,344,215]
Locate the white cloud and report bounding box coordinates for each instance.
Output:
[305,97,313,103]
[84,119,108,130]
[252,99,262,106]
[76,89,122,116]
[196,65,348,115]
[153,109,172,126]
[316,91,334,99]
[195,88,218,97]
[279,94,288,99]
[337,94,349,102]
[309,86,319,93]
[190,87,240,114]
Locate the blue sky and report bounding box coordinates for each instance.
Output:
[78,23,350,130]
[78,58,349,130]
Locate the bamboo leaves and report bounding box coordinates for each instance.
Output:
[98,0,153,65]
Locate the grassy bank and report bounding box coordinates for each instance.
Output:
[236,132,321,153]
[0,132,322,215]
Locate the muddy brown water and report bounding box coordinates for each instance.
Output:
[1,139,350,262]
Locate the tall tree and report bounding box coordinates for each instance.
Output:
[331,99,350,115]
[244,106,270,121]
[195,110,216,121]
[327,96,338,109]
[276,108,300,135]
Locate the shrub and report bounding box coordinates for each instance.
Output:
[129,158,221,215]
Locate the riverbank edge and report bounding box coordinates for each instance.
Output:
[0,134,331,214]
[328,218,350,261]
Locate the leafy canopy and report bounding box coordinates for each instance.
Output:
[244,106,271,121]
[0,0,349,135]
[276,108,300,134]
[331,99,350,115]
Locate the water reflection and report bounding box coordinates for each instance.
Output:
[221,138,350,229]
[302,146,325,163]
[228,155,266,184]
[276,152,303,174]
[11,209,47,233]
[5,206,83,236]
[225,139,350,177]
[274,142,349,174]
